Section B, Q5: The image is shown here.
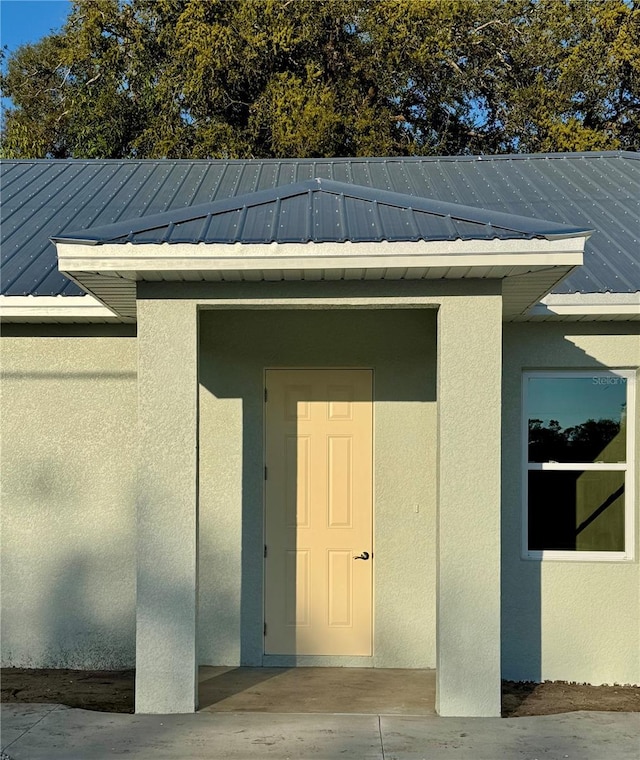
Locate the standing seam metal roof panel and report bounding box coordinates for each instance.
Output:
[1,152,638,296]
[50,179,590,246]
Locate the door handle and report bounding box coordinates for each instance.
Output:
[353,551,370,560]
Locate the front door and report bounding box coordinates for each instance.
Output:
[264,369,373,656]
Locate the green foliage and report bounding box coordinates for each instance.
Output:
[528,416,623,463]
[1,0,638,158]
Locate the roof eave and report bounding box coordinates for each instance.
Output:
[0,294,133,323]
[54,236,588,322]
[518,291,640,322]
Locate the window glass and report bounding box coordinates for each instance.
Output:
[527,376,627,463]
[528,470,625,552]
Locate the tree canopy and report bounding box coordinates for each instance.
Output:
[528,417,625,463]
[1,0,639,159]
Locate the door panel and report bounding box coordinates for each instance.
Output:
[264,369,373,656]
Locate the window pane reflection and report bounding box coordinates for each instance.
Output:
[528,471,625,552]
[528,376,627,463]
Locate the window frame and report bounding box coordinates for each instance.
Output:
[521,369,636,562]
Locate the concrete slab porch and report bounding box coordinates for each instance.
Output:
[198,667,436,715]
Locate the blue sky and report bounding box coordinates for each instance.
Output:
[1,0,71,111]
[528,376,627,430]
[1,0,71,56]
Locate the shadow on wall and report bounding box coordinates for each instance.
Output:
[500,324,624,684]
[1,464,137,670]
[197,308,437,670]
[3,314,630,716]
[1,358,138,670]
[198,309,629,685]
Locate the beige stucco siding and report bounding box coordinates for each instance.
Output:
[135,300,200,713]
[3,304,636,691]
[1,335,137,668]
[502,322,640,686]
[198,308,437,668]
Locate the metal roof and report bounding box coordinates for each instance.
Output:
[52,177,591,246]
[1,151,638,296]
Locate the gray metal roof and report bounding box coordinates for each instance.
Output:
[1,152,638,296]
[52,177,591,246]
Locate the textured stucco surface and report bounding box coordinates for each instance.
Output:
[135,300,199,713]
[5,291,637,718]
[502,322,640,686]
[0,335,137,668]
[198,309,437,670]
[436,295,503,717]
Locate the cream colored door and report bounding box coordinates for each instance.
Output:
[264,369,373,656]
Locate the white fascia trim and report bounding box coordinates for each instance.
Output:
[530,291,640,317]
[0,294,118,319]
[56,237,586,275]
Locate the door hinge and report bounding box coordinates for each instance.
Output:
[264,388,268,402]
[264,622,267,636]
[264,544,267,558]
[264,465,268,480]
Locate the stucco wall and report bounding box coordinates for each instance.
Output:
[135,300,199,713]
[1,334,138,668]
[4,309,636,688]
[502,322,640,685]
[198,308,437,668]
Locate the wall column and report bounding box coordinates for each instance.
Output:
[436,294,502,717]
[135,299,199,713]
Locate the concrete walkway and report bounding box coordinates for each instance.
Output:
[2,703,639,760]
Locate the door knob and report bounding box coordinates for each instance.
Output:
[353,551,370,560]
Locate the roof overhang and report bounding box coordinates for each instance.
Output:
[54,236,588,321]
[0,294,129,323]
[522,291,640,321]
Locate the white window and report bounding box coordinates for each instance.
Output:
[522,370,635,561]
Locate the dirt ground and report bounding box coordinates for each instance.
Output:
[1,669,135,714]
[1,669,639,718]
[501,679,640,717]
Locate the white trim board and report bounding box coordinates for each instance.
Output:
[57,236,589,258]
[55,236,588,321]
[525,292,640,320]
[0,294,128,323]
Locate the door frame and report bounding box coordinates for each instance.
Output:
[261,366,376,664]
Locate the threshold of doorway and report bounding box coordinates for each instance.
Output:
[198,666,436,715]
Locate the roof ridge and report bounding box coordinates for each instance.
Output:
[2,150,637,169]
